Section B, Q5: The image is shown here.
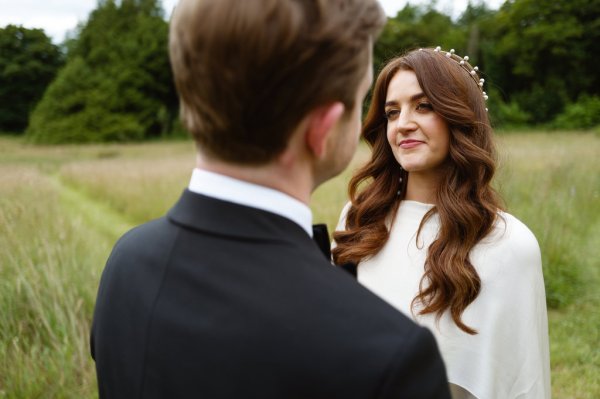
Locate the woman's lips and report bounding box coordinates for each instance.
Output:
[399,139,425,149]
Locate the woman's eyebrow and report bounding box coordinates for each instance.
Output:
[385,92,427,108]
[410,92,426,102]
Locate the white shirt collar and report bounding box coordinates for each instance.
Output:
[188,168,313,237]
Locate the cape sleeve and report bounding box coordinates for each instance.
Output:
[430,213,551,398]
[334,201,352,233]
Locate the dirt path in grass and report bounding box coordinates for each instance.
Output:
[47,173,135,243]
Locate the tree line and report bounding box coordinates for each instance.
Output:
[0,0,598,143]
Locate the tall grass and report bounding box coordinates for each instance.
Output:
[0,132,598,398]
[494,132,600,398]
[60,157,192,225]
[0,166,105,398]
[496,133,599,308]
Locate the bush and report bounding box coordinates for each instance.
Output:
[26,58,146,143]
[552,95,600,130]
[488,89,531,128]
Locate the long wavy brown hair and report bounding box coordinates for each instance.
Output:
[332,48,502,334]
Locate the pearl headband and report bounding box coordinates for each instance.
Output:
[421,46,489,111]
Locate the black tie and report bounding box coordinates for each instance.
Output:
[312,223,331,260]
[312,224,357,278]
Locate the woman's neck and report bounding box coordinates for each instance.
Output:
[404,171,441,204]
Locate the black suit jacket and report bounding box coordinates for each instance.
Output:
[91,190,449,398]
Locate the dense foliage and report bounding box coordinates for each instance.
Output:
[0,0,597,142]
[486,0,600,125]
[26,0,177,143]
[0,25,62,133]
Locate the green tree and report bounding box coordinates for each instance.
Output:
[457,2,496,73]
[27,0,177,143]
[484,0,600,124]
[27,57,145,143]
[374,5,461,72]
[372,3,494,77]
[0,25,63,133]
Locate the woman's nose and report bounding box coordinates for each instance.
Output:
[395,111,417,135]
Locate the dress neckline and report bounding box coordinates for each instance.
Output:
[400,200,435,211]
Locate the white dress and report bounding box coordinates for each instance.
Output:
[336,200,551,399]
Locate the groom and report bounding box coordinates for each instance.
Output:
[90,0,450,398]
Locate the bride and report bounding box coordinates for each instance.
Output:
[333,47,550,399]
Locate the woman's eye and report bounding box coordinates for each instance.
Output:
[385,109,400,120]
[417,102,433,111]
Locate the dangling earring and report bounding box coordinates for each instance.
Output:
[397,165,404,196]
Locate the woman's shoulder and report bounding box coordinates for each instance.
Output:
[489,211,540,252]
[475,211,542,278]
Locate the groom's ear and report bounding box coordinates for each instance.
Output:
[305,102,345,159]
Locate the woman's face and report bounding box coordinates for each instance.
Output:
[384,69,450,178]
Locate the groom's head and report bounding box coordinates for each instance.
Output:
[169,0,385,168]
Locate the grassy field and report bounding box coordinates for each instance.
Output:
[0,132,598,397]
